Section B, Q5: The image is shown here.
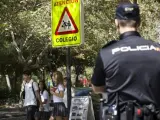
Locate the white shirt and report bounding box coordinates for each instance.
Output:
[40,90,50,112]
[24,80,38,106]
[53,84,64,103]
[63,87,75,108]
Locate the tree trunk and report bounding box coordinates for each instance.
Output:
[133,0,137,3]
[42,68,45,81]
[13,71,18,91]
[75,65,80,87]
[5,74,12,91]
[10,31,25,63]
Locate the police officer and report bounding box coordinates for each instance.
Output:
[91,2,160,120]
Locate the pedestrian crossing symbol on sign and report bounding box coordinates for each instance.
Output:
[55,7,78,35]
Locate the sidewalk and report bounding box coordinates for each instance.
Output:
[0,107,26,120]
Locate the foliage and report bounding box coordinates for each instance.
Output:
[134,0,159,41]
[0,0,160,91]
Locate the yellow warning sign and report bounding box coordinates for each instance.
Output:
[52,0,84,47]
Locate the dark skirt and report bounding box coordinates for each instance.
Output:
[35,111,50,120]
[51,102,67,117]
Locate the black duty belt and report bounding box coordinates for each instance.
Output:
[100,100,160,120]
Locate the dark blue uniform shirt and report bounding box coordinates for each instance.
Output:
[92,31,160,108]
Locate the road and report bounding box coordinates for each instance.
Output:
[0,108,26,120]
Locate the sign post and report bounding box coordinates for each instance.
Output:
[66,47,71,113]
[51,0,84,116]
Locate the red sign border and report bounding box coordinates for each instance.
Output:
[55,7,78,35]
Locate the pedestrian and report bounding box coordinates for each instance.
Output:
[38,80,50,120]
[49,71,66,120]
[23,70,43,120]
[63,77,75,120]
[92,2,160,120]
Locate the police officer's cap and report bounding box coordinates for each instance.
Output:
[115,3,140,20]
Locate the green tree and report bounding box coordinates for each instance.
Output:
[0,0,160,91]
